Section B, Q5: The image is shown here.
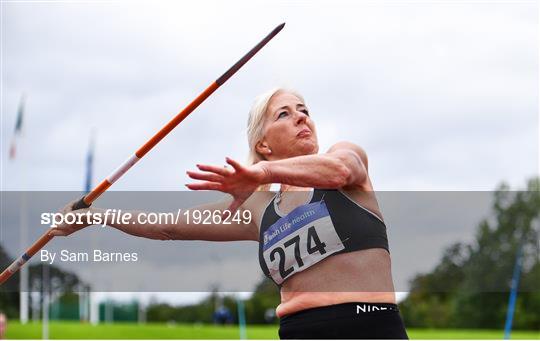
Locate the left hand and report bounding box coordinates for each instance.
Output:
[186,157,268,212]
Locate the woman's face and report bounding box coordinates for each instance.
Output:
[258,91,319,160]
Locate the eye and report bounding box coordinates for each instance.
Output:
[277,111,288,119]
[301,109,310,116]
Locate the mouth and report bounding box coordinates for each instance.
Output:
[297,128,312,138]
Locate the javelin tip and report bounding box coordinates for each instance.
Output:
[216,22,286,86]
[275,22,286,32]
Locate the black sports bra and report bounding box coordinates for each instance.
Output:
[258,189,389,286]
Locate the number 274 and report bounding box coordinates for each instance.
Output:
[269,226,327,279]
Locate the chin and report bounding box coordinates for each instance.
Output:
[296,140,319,156]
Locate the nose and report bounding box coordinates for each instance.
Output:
[295,111,307,125]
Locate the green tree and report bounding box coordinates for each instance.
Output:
[145,278,280,324]
[400,177,540,329]
[0,244,19,318]
[0,244,89,319]
[244,277,280,324]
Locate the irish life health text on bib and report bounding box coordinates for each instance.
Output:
[262,200,345,284]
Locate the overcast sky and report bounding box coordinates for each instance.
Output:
[2,0,537,192]
[1,0,538,304]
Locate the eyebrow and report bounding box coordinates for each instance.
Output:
[274,103,306,114]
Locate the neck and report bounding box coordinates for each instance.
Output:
[280,184,311,192]
[276,185,312,205]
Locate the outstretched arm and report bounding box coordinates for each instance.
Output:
[49,197,260,242]
[187,141,368,211]
[260,141,368,189]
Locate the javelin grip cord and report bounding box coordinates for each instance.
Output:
[72,197,92,210]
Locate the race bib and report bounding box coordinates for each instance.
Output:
[262,200,345,285]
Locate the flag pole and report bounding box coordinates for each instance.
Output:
[502,217,538,340]
[80,130,95,323]
[85,129,95,194]
[503,242,524,339]
[0,22,285,285]
[237,297,247,340]
[10,94,30,324]
[42,264,50,340]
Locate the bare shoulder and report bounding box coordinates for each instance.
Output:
[327,143,380,214]
[327,141,368,170]
[241,190,277,236]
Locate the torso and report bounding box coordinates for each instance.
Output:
[277,249,395,317]
[249,182,396,318]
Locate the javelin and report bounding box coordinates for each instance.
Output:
[0,22,286,285]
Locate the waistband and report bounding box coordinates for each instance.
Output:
[280,302,399,324]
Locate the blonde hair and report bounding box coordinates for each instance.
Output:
[246,88,305,165]
[246,88,305,191]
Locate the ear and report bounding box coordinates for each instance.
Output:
[256,140,272,157]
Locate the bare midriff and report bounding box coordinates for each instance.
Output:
[275,248,396,318]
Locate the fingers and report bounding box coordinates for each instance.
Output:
[48,227,69,237]
[192,158,243,176]
[225,157,244,172]
[185,182,223,191]
[60,198,88,215]
[196,164,231,176]
[59,201,75,215]
[225,198,245,217]
[186,170,224,183]
[187,158,245,193]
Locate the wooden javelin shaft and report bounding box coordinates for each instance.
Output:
[0,23,285,286]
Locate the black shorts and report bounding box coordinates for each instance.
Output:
[278,302,409,339]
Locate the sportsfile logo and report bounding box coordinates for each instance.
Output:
[356,304,389,313]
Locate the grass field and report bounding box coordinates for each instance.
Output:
[4,322,540,339]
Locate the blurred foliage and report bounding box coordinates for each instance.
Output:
[2,178,538,329]
[99,300,139,322]
[146,280,280,324]
[0,246,88,319]
[0,245,19,317]
[400,177,540,329]
[244,277,280,324]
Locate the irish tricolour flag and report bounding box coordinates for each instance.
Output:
[9,95,25,160]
